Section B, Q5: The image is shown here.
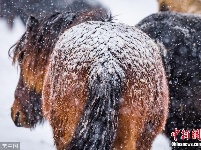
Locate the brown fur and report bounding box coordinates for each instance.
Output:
[10,7,111,129]
[11,7,111,93]
[43,67,88,150]
[10,8,169,150]
[42,57,168,150]
[158,0,201,14]
[113,65,168,150]
[11,73,43,128]
[41,23,169,149]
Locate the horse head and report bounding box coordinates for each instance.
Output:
[11,73,43,128]
[10,16,44,128]
[10,8,110,129]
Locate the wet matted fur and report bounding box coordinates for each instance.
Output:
[10,8,169,150]
[137,11,201,150]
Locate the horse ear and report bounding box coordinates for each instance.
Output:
[26,16,39,32]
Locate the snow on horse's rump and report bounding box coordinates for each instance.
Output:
[10,8,169,150]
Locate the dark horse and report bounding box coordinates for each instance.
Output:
[137,11,201,149]
[10,8,169,150]
[0,0,105,28]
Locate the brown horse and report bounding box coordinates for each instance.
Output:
[158,0,201,14]
[10,8,169,150]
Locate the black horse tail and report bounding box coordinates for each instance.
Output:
[66,60,125,150]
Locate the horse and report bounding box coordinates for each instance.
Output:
[0,0,105,28]
[157,0,201,14]
[137,11,201,150]
[10,8,169,150]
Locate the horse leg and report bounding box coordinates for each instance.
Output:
[42,72,68,150]
[114,103,146,150]
[136,113,167,150]
[48,91,87,150]
[42,70,88,150]
[114,117,139,150]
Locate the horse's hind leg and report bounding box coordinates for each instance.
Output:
[42,68,89,150]
[136,114,166,150]
[136,122,156,150]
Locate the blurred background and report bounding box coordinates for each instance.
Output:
[0,0,171,149]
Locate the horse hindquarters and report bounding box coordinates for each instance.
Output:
[42,21,169,150]
[42,59,125,150]
[136,70,169,150]
[66,60,125,150]
[114,68,169,150]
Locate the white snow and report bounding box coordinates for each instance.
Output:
[0,19,55,150]
[0,0,171,150]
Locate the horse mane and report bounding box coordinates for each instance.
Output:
[10,7,112,93]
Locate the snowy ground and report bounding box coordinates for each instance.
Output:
[0,0,171,149]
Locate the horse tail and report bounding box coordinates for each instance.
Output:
[66,60,125,150]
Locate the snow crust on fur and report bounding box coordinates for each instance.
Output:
[48,21,161,99]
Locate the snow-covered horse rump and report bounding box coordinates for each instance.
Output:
[10,9,169,150]
[43,21,169,150]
